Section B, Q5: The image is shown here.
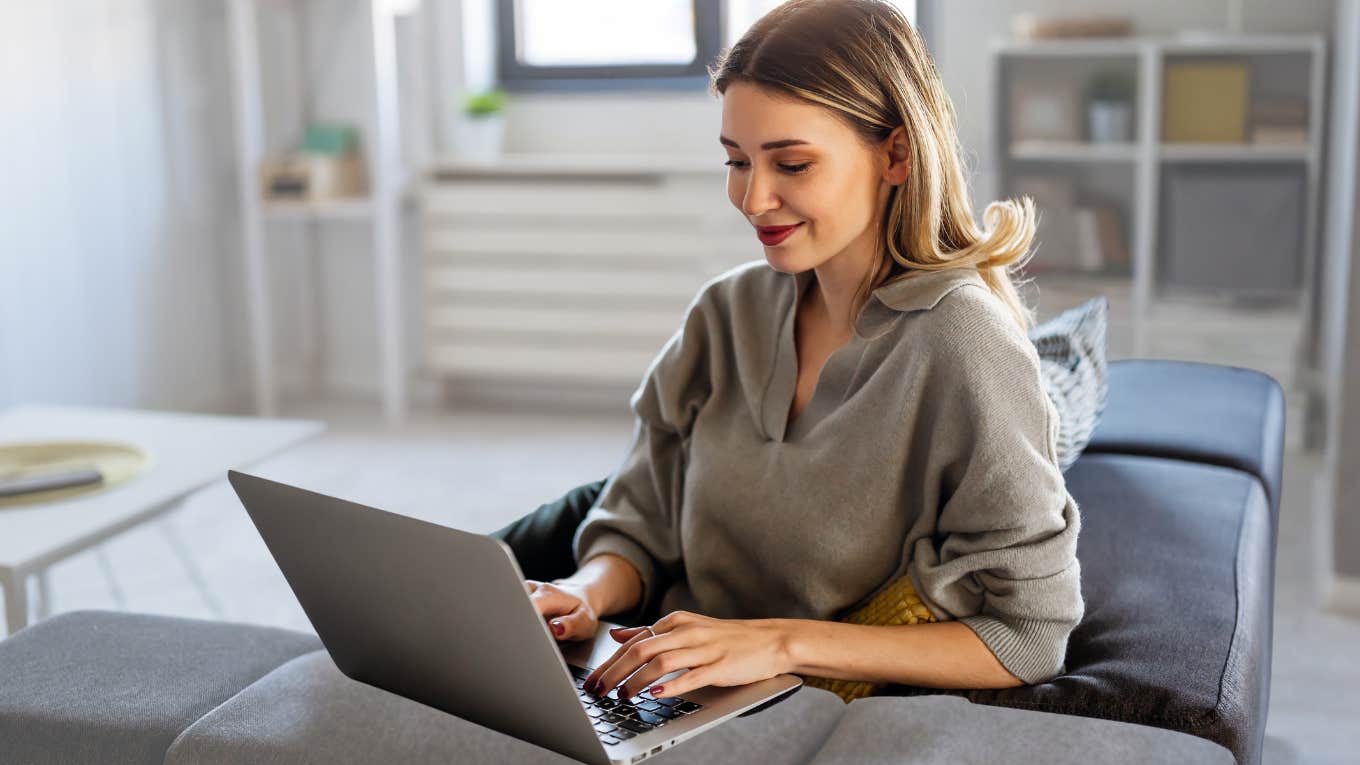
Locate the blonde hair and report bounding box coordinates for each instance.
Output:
[708,0,1036,330]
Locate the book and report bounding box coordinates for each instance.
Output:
[1251,126,1308,145]
[1074,208,1104,272]
[1093,205,1129,270]
[0,466,104,497]
[1011,175,1079,272]
[1012,14,1133,39]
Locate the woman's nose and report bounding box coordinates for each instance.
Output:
[741,170,780,218]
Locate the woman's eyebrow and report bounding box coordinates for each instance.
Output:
[719,136,812,150]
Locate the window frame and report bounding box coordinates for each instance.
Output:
[495,0,725,92]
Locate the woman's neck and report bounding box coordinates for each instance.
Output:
[808,248,878,335]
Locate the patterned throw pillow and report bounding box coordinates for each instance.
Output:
[1028,296,1110,472]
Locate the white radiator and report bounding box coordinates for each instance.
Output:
[421,162,759,388]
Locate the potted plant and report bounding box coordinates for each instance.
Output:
[459,88,508,162]
[1084,70,1135,143]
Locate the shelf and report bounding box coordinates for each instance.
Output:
[1159,143,1311,162]
[991,31,1325,366]
[428,152,723,178]
[992,38,1144,58]
[1157,34,1323,55]
[229,0,411,423]
[1008,142,1312,165]
[993,34,1322,58]
[1025,270,1134,291]
[1009,140,1138,163]
[262,198,375,221]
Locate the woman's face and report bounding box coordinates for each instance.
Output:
[720,80,907,278]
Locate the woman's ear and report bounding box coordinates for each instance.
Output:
[881,125,910,186]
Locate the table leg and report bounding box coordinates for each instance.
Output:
[94,545,127,610]
[36,568,52,620]
[1,570,28,636]
[159,515,225,619]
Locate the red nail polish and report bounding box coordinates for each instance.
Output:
[651,685,664,696]
[551,620,563,636]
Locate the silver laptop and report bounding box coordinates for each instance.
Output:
[227,469,803,765]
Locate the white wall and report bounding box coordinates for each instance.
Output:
[0,0,243,412]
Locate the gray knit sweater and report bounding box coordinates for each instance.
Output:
[571,260,1083,685]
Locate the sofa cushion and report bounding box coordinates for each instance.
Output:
[164,650,848,765]
[0,610,321,765]
[883,454,1273,765]
[162,649,1228,765]
[1086,359,1285,515]
[808,695,1234,764]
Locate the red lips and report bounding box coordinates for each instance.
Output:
[756,222,804,246]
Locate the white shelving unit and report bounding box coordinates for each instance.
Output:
[991,34,1327,360]
[226,0,410,424]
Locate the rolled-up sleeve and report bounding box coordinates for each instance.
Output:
[908,305,1084,685]
[572,286,717,620]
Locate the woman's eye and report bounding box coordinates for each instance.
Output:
[723,160,811,175]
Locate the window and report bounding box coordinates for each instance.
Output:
[496,0,921,92]
[497,0,724,91]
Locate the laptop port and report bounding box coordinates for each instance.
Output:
[651,745,663,754]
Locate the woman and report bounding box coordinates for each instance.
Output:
[496,0,1082,705]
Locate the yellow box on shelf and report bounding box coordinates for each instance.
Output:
[1162,61,1250,143]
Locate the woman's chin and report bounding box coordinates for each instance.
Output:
[763,249,814,275]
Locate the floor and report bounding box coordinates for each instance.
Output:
[16,393,1360,765]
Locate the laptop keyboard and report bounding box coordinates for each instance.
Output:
[567,664,705,746]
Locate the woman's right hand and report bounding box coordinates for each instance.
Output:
[525,579,599,642]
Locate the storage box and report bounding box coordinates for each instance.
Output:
[1162,62,1250,143]
[1159,165,1303,296]
[258,154,367,202]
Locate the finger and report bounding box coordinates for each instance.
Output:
[591,631,685,698]
[584,629,653,694]
[609,625,648,642]
[552,604,593,641]
[645,663,719,700]
[528,584,579,619]
[619,648,713,700]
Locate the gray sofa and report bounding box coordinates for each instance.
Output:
[0,360,1282,764]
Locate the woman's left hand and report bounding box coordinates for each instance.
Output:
[581,610,792,701]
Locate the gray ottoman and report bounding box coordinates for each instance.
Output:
[0,610,320,764]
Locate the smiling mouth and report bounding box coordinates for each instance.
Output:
[756,222,804,245]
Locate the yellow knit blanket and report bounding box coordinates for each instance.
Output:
[801,575,937,702]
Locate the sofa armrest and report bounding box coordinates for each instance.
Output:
[885,455,1275,765]
[1086,359,1286,517]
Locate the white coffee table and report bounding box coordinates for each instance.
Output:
[0,404,323,635]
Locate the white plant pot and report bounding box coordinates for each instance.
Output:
[1087,101,1133,143]
[459,115,506,162]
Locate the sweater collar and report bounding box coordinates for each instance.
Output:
[791,266,988,339]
